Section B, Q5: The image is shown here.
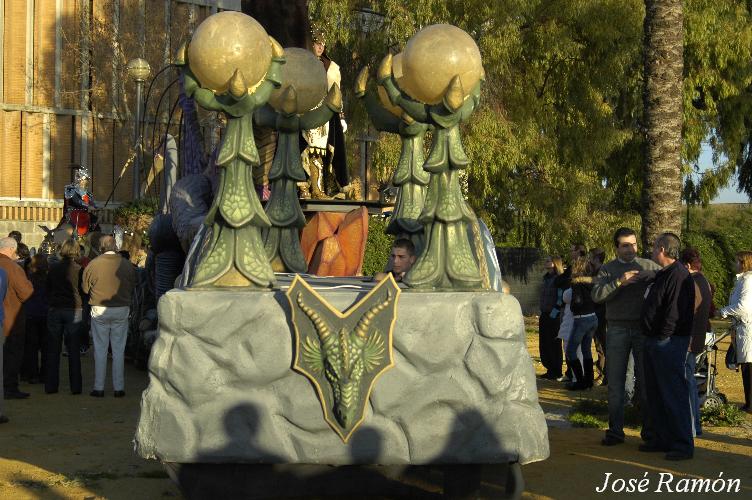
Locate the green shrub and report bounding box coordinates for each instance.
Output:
[701,403,745,427]
[683,231,733,309]
[362,216,393,276]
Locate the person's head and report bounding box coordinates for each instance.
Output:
[550,256,564,275]
[613,227,638,262]
[99,235,117,253]
[28,254,48,275]
[588,248,606,272]
[735,251,752,273]
[313,40,325,57]
[543,256,555,274]
[311,25,326,58]
[8,230,22,243]
[570,244,587,264]
[391,238,416,275]
[16,242,30,262]
[0,236,18,259]
[680,247,702,273]
[651,232,681,267]
[571,256,591,278]
[59,239,81,260]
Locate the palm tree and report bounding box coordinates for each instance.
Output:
[640,0,684,251]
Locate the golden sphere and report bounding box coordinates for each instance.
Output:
[400,24,483,105]
[377,52,405,117]
[269,48,328,114]
[187,11,271,94]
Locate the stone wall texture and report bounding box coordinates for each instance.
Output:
[135,287,549,466]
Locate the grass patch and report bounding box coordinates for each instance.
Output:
[701,403,745,427]
[569,412,606,428]
[568,398,642,429]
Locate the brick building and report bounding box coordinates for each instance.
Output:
[0,0,239,246]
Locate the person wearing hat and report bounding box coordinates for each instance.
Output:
[300,25,350,199]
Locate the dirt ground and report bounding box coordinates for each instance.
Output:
[1,324,750,500]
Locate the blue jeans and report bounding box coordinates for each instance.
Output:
[644,335,694,455]
[605,324,652,442]
[566,314,598,361]
[45,308,83,394]
[686,351,702,436]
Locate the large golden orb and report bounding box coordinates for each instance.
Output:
[268,48,327,114]
[377,52,404,117]
[187,11,271,94]
[400,24,483,105]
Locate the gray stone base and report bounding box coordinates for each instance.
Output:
[135,282,549,466]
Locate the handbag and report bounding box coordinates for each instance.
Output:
[725,343,738,371]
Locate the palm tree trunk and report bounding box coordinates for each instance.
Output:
[640,0,684,251]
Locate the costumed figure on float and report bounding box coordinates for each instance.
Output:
[299,25,351,199]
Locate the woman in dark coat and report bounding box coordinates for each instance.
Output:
[22,254,49,383]
[45,239,84,394]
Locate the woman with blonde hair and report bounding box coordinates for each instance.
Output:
[564,256,598,390]
[720,251,752,412]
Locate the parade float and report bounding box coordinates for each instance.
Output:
[134,11,548,499]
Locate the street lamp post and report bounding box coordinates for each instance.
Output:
[126,57,151,201]
[353,6,386,200]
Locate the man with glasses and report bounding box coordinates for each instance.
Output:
[592,228,660,447]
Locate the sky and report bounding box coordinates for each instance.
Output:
[697,145,750,204]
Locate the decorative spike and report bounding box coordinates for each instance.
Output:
[297,293,331,340]
[281,85,298,115]
[377,54,393,81]
[269,36,284,58]
[355,66,369,95]
[480,67,487,82]
[326,83,343,112]
[228,69,247,99]
[174,42,188,66]
[444,75,464,112]
[353,291,392,340]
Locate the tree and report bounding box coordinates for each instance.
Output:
[640,0,684,250]
[308,0,752,256]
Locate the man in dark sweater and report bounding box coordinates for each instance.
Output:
[592,228,661,446]
[641,232,696,460]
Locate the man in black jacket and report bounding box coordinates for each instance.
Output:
[641,233,696,460]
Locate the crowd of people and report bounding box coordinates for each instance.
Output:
[1,230,136,425]
[539,227,752,460]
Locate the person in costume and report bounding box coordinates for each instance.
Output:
[63,166,97,238]
[300,25,350,199]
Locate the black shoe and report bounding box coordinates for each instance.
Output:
[601,435,624,446]
[4,391,30,399]
[71,390,81,395]
[0,415,9,424]
[665,451,693,461]
[45,389,58,394]
[639,443,669,453]
[114,391,126,398]
[89,390,104,398]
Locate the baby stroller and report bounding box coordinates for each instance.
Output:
[694,330,731,409]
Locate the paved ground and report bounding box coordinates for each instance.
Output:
[1,327,750,499]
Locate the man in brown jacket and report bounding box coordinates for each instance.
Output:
[82,235,135,398]
[0,237,34,399]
